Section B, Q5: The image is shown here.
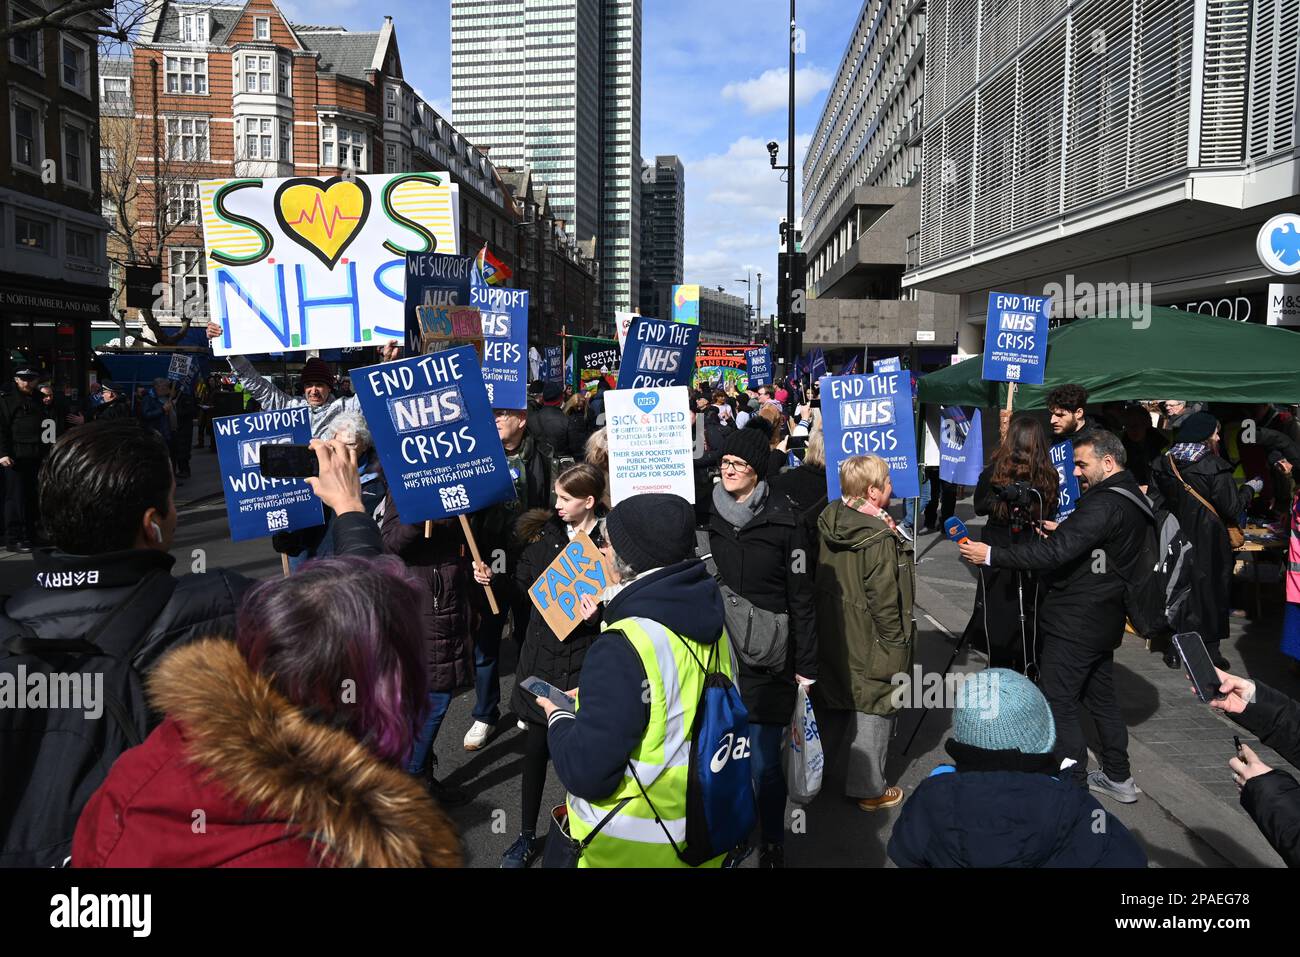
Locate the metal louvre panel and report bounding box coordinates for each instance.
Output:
[929,0,950,115]
[974,66,1018,242]
[1013,25,1067,228]
[948,0,980,103]
[1249,0,1300,157]
[1277,0,1300,152]
[981,0,1021,75]
[939,100,976,257]
[1065,0,1133,206]
[920,128,945,264]
[1200,0,1251,165]
[1129,0,1195,185]
[1020,0,1067,41]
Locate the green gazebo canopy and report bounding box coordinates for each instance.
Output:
[918,307,1300,409]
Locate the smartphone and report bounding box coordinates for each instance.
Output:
[1233,735,1243,759]
[520,676,575,713]
[259,444,319,478]
[810,398,821,409]
[1173,632,1225,703]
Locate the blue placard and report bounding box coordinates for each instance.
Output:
[939,406,984,486]
[616,316,700,390]
[213,408,323,542]
[543,346,563,384]
[354,347,515,523]
[470,285,529,410]
[746,347,773,387]
[872,356,902,373]
[982,291,1051,385]
[405,253,476,355]
[1051,439,1080,520]
[821,372,920,500]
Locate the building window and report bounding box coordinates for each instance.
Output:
[102,198,118,229]
[63,120,87,186]
[9,4,41,70]
[15,216,48,250]
[166,182,200,224]
[324,125,366,170]
[165,116,210,160]
[239,117,273,159]
[254,16,270,40]
[280,124,291,162]
[168,248,207,315]
[102,75,130,103]
[243,54,272,93]
[180,12,208,44]
[11,99,40,170]
[278,57,290,95]
[61,37,88,94]
[66,228,95,262]
[165,56,207,94]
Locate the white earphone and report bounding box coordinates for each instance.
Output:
[151,521,163,544]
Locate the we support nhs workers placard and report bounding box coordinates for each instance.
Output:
[821,372,920,501]
[405,253,475,356]
[982,292,1051,384]
[471,285,529,410]
[1051,439,1081,521]
[616,316,700,390]
[354,347,514,523]
[746,347,773,388]
[213,408,322,542]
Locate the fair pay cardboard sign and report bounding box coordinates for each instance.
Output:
[527,531,610,641]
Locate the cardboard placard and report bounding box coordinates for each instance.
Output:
[527,531,611,641]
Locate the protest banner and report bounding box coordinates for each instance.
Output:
[415,304,485,362]
[471,285,529,409]
[201,173,460,356]
[354,346,514,525]
[543,345,563,384]
[982,291,1051,385]
[695,344,757,390]
[616,316,700,390]
[821,371,921,500]
[615,311,639,353]
[939,406,984,486]
[746,347,773,388]
[405,253,476,355]
[672,284,701,325]
[527,531,611,641]
[1051,439,1081,521]
[213,408,322,542]
[872,356,901,373]
[569,336,619,392]
[605,387,694,505]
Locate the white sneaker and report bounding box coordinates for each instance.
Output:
[464,720,493,751]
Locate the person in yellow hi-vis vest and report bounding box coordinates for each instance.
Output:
[535,493,734,868]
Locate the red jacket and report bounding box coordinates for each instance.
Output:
[73,638,462,868]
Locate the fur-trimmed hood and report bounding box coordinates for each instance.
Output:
[515,507,556,547]
[143,638,462,868]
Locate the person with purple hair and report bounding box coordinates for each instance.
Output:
[73,556,463,867]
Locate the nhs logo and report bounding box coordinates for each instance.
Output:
[637,345,683,374]
[387,385,467,434]
[240,435,292,469]
[840,398,895,429]
[999,312,1038,332]
[480,311,511,338]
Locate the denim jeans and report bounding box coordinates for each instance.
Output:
[903,470,934,530]
[406,691,453,774]
[748,722,787,845]
[472,606,507,725]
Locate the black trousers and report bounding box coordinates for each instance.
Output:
[521,721,551,835]
[5,457,41,543]
[1038,634,1130,786]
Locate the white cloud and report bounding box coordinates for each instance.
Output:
[720,66,832,116]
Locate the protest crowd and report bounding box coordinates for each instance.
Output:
[1,289,1299,872]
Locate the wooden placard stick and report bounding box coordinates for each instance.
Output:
[458,513,499,615]
[1000,381,1017,443]
[281,553,290,578]
[425,520,432,539]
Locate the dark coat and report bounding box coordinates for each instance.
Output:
[90,397,133,422]
[510,509,607,725]
[470,433,555,582]
[381,502,474,694]
[1229,681,1300,866]
[991,469,1154,651]
[1121,428,1169,488]
[528,405,587,459]
[1149,451,1252,643]
[888,742,1147,868]
[708,485,818,723]
[0,389,48,459]
[771,464,828,567]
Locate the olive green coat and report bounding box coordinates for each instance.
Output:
[813,500,916,716]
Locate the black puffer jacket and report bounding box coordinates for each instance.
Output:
[708,484,818,723]
[1228,682,1300,867]
[0,390,49,459]
[991,469,1154,650]
[528,405,587,459]
[510,509,607,725]
[380,503,474,694]
[0,513,384,675]
[470,434,555,595]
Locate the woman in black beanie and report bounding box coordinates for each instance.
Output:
[707,427,818,868]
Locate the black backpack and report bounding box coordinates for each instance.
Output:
[0,570,176,867]
[1101,487,1174,642]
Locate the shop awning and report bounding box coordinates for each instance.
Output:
[918,308,1300,408]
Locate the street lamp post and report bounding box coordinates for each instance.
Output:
[767,0,799,372]
[734,273,752,339]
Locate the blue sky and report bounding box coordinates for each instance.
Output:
[278,0,856,318]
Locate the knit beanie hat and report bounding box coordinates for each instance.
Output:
[300,357,336,389]
[721,427,772,480]
[605,494,697,575]
[1175,411,1218,444]
[950,669,1056,755]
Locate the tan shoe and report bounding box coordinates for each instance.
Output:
[857,786,904,811]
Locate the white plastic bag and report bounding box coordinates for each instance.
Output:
[782,685,824,805]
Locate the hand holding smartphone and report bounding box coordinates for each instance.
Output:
[1174,632,1226,703]
[521,676,575,713]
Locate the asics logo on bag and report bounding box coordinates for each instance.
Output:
[710,732,751,773]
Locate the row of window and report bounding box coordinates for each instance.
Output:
[161,53,291,96]
[8,3,91,97]
[9,95,91,187]
[12,215,97,262]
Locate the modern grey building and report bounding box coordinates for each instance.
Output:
[904,0,1300,348]
[639,155,685,315]
[647,282,749,343]
[801,0,959,360]
[451,0,642,324]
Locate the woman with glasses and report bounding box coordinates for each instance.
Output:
[706,427,818,868]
